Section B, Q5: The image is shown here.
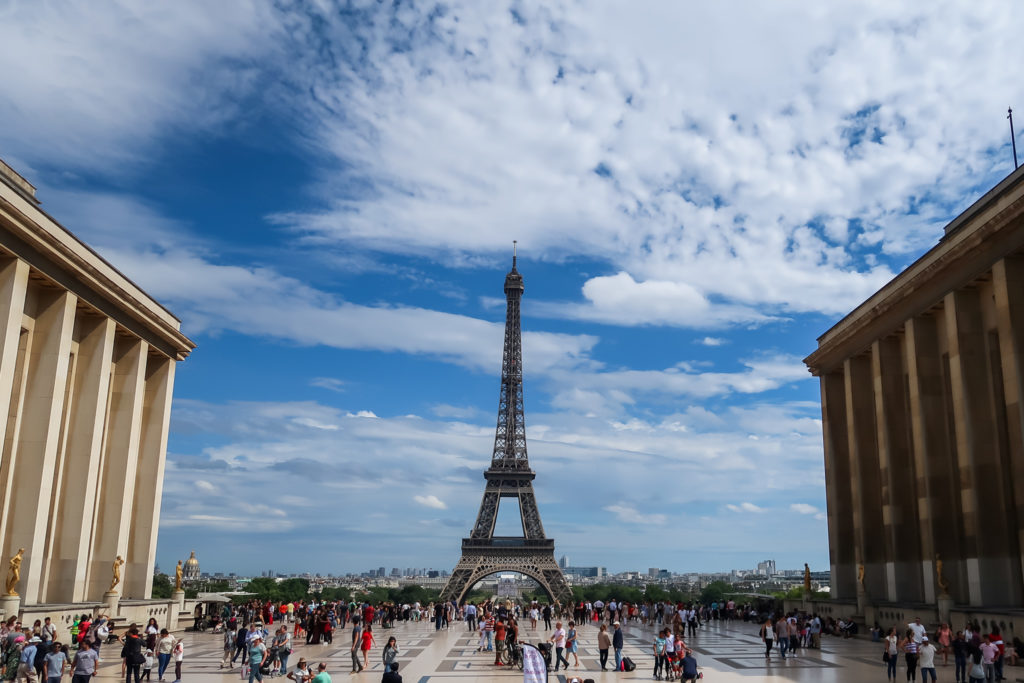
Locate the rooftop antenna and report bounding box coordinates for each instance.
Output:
[1010,107,1019,170]
[513,240,517,268]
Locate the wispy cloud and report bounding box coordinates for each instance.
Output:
[605,505,667,525]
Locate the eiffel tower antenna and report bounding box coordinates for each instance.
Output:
[440,257,571,605]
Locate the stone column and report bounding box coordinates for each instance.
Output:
[991,256,1024,598]
[87,338,147,600]
[905,314,962,604]
[872,337,923,603]
[0,259,29,564]
[845,354,886,602]
[945,288,1023,605]
[44,317,115,603]
[4,290,77,605]
[125,357,175,599]
[821,370,857,599]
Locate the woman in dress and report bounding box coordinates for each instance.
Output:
[936,623,952,666]
[360,624,375,670]
[566,621,579,668]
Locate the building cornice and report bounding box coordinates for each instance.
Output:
[805,166,1024,375]
[0,183,195,361]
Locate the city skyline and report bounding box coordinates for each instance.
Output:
[2,2,1023,577]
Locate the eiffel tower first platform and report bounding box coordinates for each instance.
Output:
[439,249,572,606]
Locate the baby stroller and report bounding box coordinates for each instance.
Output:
[536,642,552,670]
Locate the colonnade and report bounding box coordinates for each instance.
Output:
[815,254,1024,608]
[0,258,176,604]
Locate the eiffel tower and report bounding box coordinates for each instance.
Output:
[440,248,572,605]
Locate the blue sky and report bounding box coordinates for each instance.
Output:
[1,1,1022,577]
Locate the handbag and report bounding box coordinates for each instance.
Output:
[883,651,889,662]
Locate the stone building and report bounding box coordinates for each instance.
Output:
[0,159,194,607]
[805,165,1024,611]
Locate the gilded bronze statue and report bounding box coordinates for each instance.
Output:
[174,560,183,591]
[4,548,24,596]
[936,554,950,596]
[109,555,124,593]
[804,563,811,592]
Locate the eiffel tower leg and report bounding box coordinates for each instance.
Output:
[440,549,573,606]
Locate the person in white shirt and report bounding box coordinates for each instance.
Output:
[908,618,927,644]
[918,637,937,682]
[550,623,569,672]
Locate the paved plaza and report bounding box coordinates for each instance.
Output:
[82,617,994,683]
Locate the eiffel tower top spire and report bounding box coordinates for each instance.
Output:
[493,243,528,470]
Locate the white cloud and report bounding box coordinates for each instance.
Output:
[727,502,765,514]
[698,337,727,347]
[414,495,448,510]
[195,480,216,493]
[790,503,819,515]
[0,1,281,170]
[604,505,667,526]
[310,377,346,393]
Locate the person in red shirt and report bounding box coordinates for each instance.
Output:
[363,605,375,625]
[494,620,507,665]
[989,626,1006,681]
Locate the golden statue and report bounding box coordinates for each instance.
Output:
[109,555,124,593]
[936,554,950,596]
[5,548,24,596]
[857,563,865,589]
[803,563,811,592]
[174,560,183,591]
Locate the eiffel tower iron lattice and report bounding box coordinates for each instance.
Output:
[440,251,572,606]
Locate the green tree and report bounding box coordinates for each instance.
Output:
[151,573,172,599]
[699,581,733,605]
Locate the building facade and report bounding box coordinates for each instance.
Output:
[0,159,194,606]
[805,165,1024,609]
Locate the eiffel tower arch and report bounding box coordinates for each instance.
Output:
[440,248,572,606]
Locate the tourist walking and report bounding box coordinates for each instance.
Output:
[360,624,375,671]
[349,618,363,674]
[18,636,40,683]
[43,642,68,683]
[566,621,579,668]
[952,631,967,683]
[884,627,899,680]
[598,624,611,671]
[382,637,399,673]
[247,635,268,683]
[155,630,175,682]
[170,640,183,683]
[759,618,774,660]
[550,622,569,672]
[221,627,235,669]
[918,637,936,683]
[123,627,145,683]
[70,641,98,683]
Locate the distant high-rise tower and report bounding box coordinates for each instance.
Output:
[560,555,570,569]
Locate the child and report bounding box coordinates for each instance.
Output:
[143,649,154,680]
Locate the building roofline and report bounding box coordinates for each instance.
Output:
[805,164,1024,374]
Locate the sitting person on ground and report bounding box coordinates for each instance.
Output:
[680,649,699,683]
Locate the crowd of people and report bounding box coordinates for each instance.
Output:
[879,617,1014,683]
[0,614,183,683]
[13,594,1018,682]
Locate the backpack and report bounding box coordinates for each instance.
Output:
[621,657,636,672]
